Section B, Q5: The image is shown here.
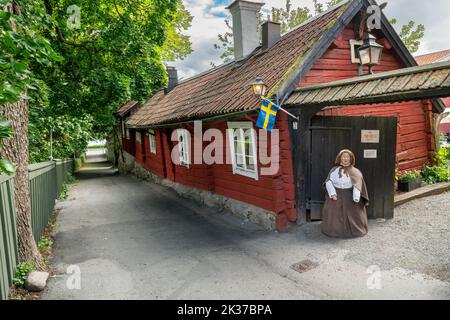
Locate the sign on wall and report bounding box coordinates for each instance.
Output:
[364,149,378,159]
[361,130,380,143]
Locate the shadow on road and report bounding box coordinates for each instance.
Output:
[77,149,118,179]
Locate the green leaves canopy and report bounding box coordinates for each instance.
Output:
[36,0,191,135]
[7,0,192,162]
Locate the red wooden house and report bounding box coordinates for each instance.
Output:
[118,0,446,231]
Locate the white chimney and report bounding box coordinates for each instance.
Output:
[226,0,265,61]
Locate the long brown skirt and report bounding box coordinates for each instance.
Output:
[321,187,368,239]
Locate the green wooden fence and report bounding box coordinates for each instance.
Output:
[0,159,73,300]
[0,175,18,301]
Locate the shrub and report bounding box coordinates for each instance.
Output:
[13,262,35,288]
[422,165,450,184]
[435,146,450,167]
[421,147,450,184]
[398,170,421,182]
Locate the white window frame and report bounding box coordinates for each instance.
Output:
[227,122,258,180]
[121,121,125,138]
[148,129,157,154]
[125,129,130,140]
[349,39,363,64]
[136,131,141,144]
[177,129,190,167]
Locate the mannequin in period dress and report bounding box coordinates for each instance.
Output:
[321,149,369,238]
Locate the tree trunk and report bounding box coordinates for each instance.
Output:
[0,99,45,270]
[1,1,45,270]
[433,112,450,153]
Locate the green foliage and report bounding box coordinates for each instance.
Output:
[13,261,35,288]
[0,120,15,174]
[1,1,191,163]
[272,0,313,33]
[59,182,69,200]
[37,236,53,252]
[29,110,94,163]
[422,165,450,184]
[422,147,450,184]
[390,19,425,53]
[0,0,62,105]
[161,2,193,61]
[67,171,76,184]
[74,152,86,172]
[213,19,234,64]
[313,0,343,15]
[435,146,450,167]
[23,0,192,161]
[0,0,60,173]
[398,170,421,182]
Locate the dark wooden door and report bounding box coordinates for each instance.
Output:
[308,116,397,221]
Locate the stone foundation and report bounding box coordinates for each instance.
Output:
[118,153,276,230]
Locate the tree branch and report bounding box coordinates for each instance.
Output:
[43,0,97,49]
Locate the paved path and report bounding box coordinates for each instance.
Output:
[42,150,450,300]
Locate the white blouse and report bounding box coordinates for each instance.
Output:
[325,167,361,203]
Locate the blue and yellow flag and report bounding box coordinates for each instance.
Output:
[256,98,280,132]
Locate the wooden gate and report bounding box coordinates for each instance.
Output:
[307,116,397,220]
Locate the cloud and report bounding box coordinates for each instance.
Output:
[384,0,450,55]
[173,0,450,79]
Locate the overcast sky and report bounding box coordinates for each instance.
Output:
[171,0,450,80]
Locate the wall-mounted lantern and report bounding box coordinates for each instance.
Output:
[251,76,267,98]
[358,33,384,75]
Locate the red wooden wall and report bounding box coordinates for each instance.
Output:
[299,22,435,172]
[129,113,295,231]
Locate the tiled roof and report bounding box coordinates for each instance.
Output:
[114,101,140,117]
[285,61,450,107]
[127,1,350,128]
[415,49,450,66]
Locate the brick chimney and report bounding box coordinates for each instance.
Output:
[226,0,265,61]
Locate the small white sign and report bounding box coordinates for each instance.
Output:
[364,149,378,159]
[361,130,380,143]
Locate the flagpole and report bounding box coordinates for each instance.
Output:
[261,97,298,121]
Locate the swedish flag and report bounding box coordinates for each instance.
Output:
[256,98,280,132]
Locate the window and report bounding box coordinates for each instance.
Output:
[349,39,364,64]
[125,129,130,140]
[149,129,157,154]
[121,121,125,137]
[228,122,258,180]
[178,129,190,166]
[136,131,141,144]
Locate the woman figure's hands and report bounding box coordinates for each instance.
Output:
[331,195,338,201]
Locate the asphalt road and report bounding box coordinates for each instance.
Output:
[42,150,450,300]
